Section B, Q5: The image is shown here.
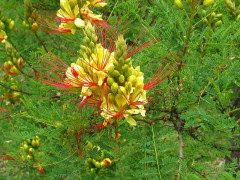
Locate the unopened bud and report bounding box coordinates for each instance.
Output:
[203,0,214,7]
[215,20,222,27]
[9,20,15,30]
[111,83,119,93]
[32,23,39,31]
[9,66,20,74]
[237,14,240,21]
[107,77,114,86]
[112,70,120,77]
[174,0,183,9]
[216,13,223,18]
[18,58,23,67]
[0,21,5,29]
[74,18,85,28]
[119,75,125,83]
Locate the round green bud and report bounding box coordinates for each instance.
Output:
[32,140,36,147]
[216,13,223,18]
[203,0,214,7]
[111,83,119,93]
[0,21,5,29]
[95,161,101,168]
[113,61,119,67]
[27,155,33,159]
[35,140,40,147]
[29,148,34,154]
[23,144,29,151]
[174,0,183,9]
[112,70,120,77]
[9,20,15,30]
[107,77,114,86]
[125,58,131,64]
[119,75,125,83]
[236,14,240,21]
[215,20,222,27]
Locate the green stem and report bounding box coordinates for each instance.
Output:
[182,1,197,57]
[151,126,162,180]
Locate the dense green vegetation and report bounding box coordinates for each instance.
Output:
[0,0,239,179]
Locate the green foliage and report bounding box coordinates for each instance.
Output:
[1,0,239,179]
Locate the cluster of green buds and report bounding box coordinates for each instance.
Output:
[64,22,147,126]
[84,141,112,174]
[0,10,15,41]
[22,0,39,31]
[225,0,240,20]
[174,0,215,9]
[0,77,20,102]
[1,41,24,75]
[20,136,41,160]
[202,11,223,28]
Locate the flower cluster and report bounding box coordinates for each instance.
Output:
[40,22,177,126]
[0,10,15,41]
[34,0,108,34]
[1,41,24,75]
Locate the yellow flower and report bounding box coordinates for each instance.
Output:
[88,0,107,7]
[57,0,84,34]
[81,2,104,23]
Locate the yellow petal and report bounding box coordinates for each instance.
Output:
[126,116,137,126]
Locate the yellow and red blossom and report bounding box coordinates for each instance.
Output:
[38,22,178,126]
[33,0,108,34]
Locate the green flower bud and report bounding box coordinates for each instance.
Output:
[211,12,216,18]
[119,75,125,83]
[125,58,131,64]
[23,144,29,151]
[95,161,101,168]
[35,139,40,147]
[112,70,120,77]
[83,37,91,44]
[0,21,5,29]
[27,155,33,159]
[111,83,119,93]
[215,20,222,27]
[216,13,223,18]
[29,148,34,154]
[113,61,119,67]
[107,77,114,86]
[32,140,36,147]
[122,64,128,71]
[203,0,214,7]
[237,14,240,21]
[115,35,127,60]
[125,68,133,78]
[108,65,115,74]
[174,0,183,9]
[89,41,95,49]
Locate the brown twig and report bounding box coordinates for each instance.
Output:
[0,81,32,95]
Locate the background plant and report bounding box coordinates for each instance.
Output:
[0,0,239,179]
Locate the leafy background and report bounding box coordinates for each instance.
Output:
[0,0,239,179]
